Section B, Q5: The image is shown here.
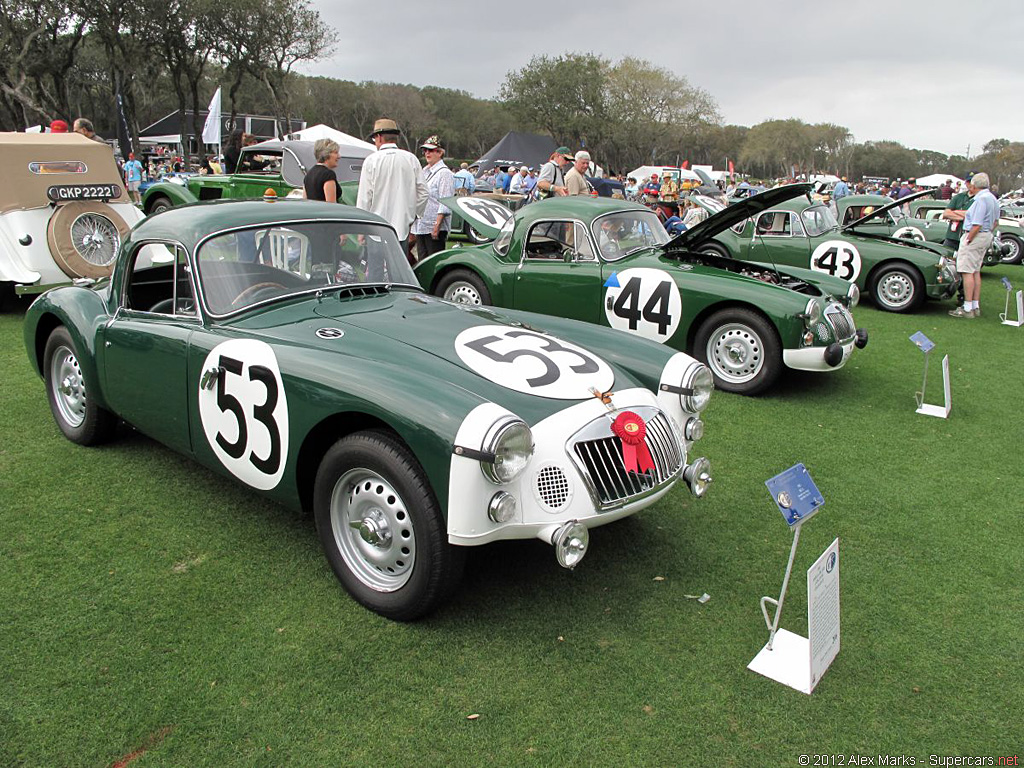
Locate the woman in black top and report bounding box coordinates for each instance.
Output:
[304,139,341,202]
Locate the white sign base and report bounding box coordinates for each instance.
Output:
[749,538,840,694]
[1000,290,1024,327]
[916,354,951,419]
[748,628,813,694]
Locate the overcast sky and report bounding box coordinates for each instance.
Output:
[304,0,1023,160]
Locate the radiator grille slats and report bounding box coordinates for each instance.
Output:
[570,410,684,510]
[825,305,854,340]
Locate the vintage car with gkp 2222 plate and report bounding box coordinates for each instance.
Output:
[24,199,714,620]
[415,185,867,396]
[700,190,959,313]
[140,139,370,215]
[0,132,146,305]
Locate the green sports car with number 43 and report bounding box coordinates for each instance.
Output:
[414,185,867,395]
[698,191,959,313]
[24,199,715,620]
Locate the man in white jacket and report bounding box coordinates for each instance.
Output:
[357,118,428,261]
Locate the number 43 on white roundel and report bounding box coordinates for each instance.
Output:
[811,240,862,282]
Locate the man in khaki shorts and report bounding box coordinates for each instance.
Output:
[949,172,999,318]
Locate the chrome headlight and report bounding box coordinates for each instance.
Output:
[480,417,534,484]
[938,255,948,270]
[803,298,823,328]
[846,283,860,308]
[681,364,714,413]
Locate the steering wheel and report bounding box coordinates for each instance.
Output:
[232,281,287,307]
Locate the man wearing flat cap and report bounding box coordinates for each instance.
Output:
[357,118,428,261]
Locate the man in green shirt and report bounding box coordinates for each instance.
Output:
[942,178,972,307]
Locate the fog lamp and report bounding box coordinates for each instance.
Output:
[488,492,517,524]
[683,457,712,498]
[552,521,588,569]
[684,417,704,441]
[803,331,815,345]
[803,298,823,328]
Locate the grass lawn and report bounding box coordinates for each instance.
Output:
[1,268,1021,767]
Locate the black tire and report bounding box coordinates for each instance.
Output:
[869,263,925,313]
[696,242,732,260]
[43,326,117,445]
[693,308,782,395]
[436,269,491,306]
[464,220,490,245]
[313,430,464,621]
[148,197,173,215]
[999,233,1023,265]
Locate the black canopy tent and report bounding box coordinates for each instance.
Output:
[473,131,558,176]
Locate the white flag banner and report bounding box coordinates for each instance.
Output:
[201,87,222,145]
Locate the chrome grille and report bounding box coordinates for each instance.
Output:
[568,407,684,510]
[824,304,854,341]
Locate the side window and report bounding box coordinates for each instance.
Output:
[525,221,572,260]
[124,243,194,316]
[573,222,596,261]
[755,212,789,236]
[789,212,804,237]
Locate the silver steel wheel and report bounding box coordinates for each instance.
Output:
[443,281,483,305]
[70,212,120,267]
[330,468,415,592]
[50,344,87,428]
[1000,235,1021,264]
[876,271,915,310]
[705,323,764,384]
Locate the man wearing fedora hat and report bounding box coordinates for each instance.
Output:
[357,118,428,261]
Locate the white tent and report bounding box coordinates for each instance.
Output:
[915,173,963,188]
[627,165,700,183]
[286,124,374,151]
[692,164,728,182]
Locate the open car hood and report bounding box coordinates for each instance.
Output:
[441,195,513,239]
[843,188,932,230]
[664,183,813,250]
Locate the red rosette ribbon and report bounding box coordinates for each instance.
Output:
[611,411,655,474]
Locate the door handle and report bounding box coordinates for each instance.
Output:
[200,366,223,391]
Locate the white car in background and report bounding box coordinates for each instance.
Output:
[0,133,148,305]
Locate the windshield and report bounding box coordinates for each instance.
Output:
[591,210,669,261]
[196,220,417,315]
[800,205,839,237]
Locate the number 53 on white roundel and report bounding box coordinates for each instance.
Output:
[603,268,682,342]
[810,240,862,282]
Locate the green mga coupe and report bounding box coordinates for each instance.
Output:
[415,186,867,396]
[24,199,715,620]
[699,190,959,313]
[140,139,369,214]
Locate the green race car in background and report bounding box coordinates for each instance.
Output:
[140,140,368,214]
[835,191,1017,266]
[23,199,714,620]
[700,191,959,312]
[415,185,866,396]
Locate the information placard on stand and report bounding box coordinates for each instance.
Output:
[909,332,951,418]
[749,465,840,694]
[1000,278,1024,327]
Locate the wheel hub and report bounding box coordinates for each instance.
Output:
[51,347,87,428]
[352,508,392,547]
[880,273,912,306]
[725,342,747,364]
[707,324,763,382]
[446,283,481,305]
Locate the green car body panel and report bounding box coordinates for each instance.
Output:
[416,188,866,395]
[141,140,363,214]
[709,192,958,312]
[24,199,712,619]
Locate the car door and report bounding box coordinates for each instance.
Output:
[101,241,198,454]
[513,219,602,322]
[748,210,810,267]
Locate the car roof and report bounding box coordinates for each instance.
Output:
[130,199,391,248]
[514,196,650,225]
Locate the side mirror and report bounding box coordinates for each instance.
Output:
[562,248,575,263]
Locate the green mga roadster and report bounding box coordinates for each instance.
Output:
[414,185,867,396]
[700,190,959,313]
[140,139,368,215]
[24,199,715,620]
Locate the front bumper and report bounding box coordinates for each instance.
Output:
[783,337,857,372]
[927,264,960,299]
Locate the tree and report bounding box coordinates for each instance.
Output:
[160,0,221,153]
[740,119,815,177]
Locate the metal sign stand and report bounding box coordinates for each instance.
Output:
[910,332,951,418]
[748,464,837,694]
[1000,279,1023,327]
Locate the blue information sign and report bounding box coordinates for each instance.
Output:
[909,331,935,354]
[765,463,824,526]
[1002,277,1013,291]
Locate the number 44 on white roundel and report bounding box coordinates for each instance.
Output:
[603,268,682,342]
[810,240,862,282]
